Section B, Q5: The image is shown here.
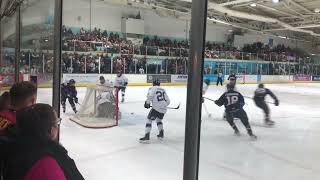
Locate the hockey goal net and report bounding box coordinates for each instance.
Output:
[70,86,120,128]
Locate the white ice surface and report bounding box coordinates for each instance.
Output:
[36,83,320,180]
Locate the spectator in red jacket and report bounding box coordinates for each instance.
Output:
[3,104,85,180]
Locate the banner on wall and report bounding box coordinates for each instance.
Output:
[257,74,262,82]
[63,74,100,83]
[147,74,171,83]
[204,74,218,82]
[171,75,188,83]
[236,75,244,83]
[312,75,320,81]
[293,74,311,81]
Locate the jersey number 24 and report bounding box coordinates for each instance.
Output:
[156,91,167,102]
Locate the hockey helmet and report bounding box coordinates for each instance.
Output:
[99,76,105,80]
[117,71,122,77]
[258,84,264,88]
[69,79,76,84]
[227,84,235,91]
[204,79,210,85]
[153,79,160,86]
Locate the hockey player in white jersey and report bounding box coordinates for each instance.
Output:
[140,79,170,143]
[96,90,116,118]
[202,79,210,95]
[202,79,212,117]
[114,71,128,103]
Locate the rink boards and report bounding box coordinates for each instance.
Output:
[62,74,318,87]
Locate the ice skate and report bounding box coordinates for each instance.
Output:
[234,130,241,136]
[249,134,257,140]
[139,133,150,143]
[157,130,164,139]
[265,119,275,126]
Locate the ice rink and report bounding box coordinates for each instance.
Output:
[37,83,320,180]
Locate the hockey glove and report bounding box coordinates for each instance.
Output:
[124,82,128,86]
[214,100,222,107]
[144,101,151,109]
[275,99,279,106]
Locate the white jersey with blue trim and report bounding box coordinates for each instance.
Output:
[114,75,128,87]
[202,82,209,95]
[146,86,170,114]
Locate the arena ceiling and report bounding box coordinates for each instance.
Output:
[0,0,23,19]
[2,0,320,44]
[101,0,320,43]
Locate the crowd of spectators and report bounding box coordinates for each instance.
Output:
[60,52,187,74]
[1,26,316,78]
[242,42,304,62]
[61,26,309,63]
[62,26,131,53]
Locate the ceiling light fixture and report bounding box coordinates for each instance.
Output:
[208,18,232,26]
[272,0,279,3]
[250,3,257,7]
[278,35,287,39]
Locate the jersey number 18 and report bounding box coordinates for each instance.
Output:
[226,96,238,106]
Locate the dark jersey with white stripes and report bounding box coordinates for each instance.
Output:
[215,90,245,112]
[254,88,277,102]
[228,74,237,81]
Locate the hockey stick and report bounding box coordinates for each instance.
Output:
[167,103,180,110]
[243,96,275,105]
[204,96,249,105]
[150,103,180,110]
[203,97,216,102]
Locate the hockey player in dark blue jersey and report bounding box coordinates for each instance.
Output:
[215,84,257,139]
[254,84,279,126]
[227,72,237,86]
[61,79,78,113]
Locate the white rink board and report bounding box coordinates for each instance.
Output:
[245,75,258,83]
[261,75,293,82]
[63,74,147,84]
[62,74,301,85]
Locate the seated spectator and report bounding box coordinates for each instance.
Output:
[2,104,85,180]
[0,92,10,112]
[0,81,37,136]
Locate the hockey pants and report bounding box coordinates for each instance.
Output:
[254,100,270,120]
[225,109,253,135]
[61,96,77,112]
